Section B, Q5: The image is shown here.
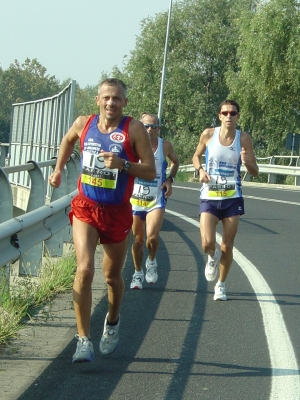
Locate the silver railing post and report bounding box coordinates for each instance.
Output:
[268,156,276,184]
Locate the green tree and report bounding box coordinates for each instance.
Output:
[227,0,300,156]
[73,84,99,119]
[0,58,61,142]
[116,0,257,163]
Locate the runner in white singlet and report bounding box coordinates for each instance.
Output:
[130,112,179,289]
[193,100,259,301]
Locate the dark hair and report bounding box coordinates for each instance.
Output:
[219,99,240,113]
[98,78,127,99]
[140,112,160,125]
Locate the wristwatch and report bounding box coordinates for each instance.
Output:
[123,160,130,171]
[167,176,174,183]
[194,166,203,178]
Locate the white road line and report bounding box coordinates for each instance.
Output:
[166,209,300,400]
[243,195,300,206]
[172,185,300,206]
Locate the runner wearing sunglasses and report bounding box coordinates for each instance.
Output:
[192,99,259,301]
[130,112,179,289]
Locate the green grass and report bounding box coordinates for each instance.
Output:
[0,255,76,346]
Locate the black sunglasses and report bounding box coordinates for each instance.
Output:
[220,111,238,116]
[144,123,159,129]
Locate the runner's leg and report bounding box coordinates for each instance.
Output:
[72,216,99,338]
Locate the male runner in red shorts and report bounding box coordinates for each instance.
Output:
[49,78,155,362]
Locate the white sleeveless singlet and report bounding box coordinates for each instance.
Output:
[200,127,242,200]
[130,137,167,211]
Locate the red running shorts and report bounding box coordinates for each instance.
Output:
[69,193,132,244]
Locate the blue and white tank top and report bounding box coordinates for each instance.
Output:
[131,137,167,210]
[78,114,138,204]
[200,127,242,200]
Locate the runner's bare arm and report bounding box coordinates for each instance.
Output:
[126,119,156,180]
[49,116,89,187]
[192,128,213,183]
[240,132,259,177]
[161,141,179,198]
[164,140,179,179]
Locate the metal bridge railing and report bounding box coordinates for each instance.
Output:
[176,156,300,186]
[0,152,80,282]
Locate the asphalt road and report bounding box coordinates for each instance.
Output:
[1,182,300,400]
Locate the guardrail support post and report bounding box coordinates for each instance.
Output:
[0,144,8,167]
[19,161,46,276]
[0,169,13,288]
[0,168,13,288]
[44,161,68,257]
[296,157,300,186]
[0,168,13,223]
[268,156,276,184]
[64,155,78,243]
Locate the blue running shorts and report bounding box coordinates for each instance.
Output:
[199,197,244,220]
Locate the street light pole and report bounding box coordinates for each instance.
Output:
[158,0,173,125]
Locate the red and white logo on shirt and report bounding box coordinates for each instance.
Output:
[110,133,125,143]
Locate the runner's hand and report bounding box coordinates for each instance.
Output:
[199,169,211,183]
[240,147,250,165]
[49,171,62,188]
[99,150,123,170]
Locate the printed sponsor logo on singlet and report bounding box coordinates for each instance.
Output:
[219,161,236,169]
[208,157,218,168]
[109,144,122,155]
[209,168,234,177]
[110,133,125,143]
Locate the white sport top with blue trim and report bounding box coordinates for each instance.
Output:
[131,137,167,211]
[200,127,242,200]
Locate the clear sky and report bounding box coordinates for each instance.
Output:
[0,0,172,87]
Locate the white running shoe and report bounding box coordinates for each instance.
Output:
[130,270,144,289]
[99,313,120,355]
[214,284,227,301]
[205,249,220,281]
[145,257,158,283]
[72,335,94,363]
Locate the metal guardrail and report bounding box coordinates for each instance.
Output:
[0,152,80,280]
[176,156,300,186]
[0,82,77,287]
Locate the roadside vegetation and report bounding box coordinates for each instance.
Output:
[0,255,76,346]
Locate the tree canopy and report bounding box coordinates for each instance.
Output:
[0,58,61,142]
[227,0,300,155]
[112,0,258,162]
[112,0,300,163]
